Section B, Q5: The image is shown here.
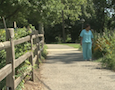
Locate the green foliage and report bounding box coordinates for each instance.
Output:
[0,28,48,90]
[0,0,87,28]
[93,48,103,59]
[41,45,48,59]
[93,58,103,62]
[44,45,48,49]
[0,29,6,42]
[28,24,36,30]
[55,36,62,44]
[0,28,32,90]
[92,30,103,59]
[15,60,32,78]
[1,0,115,43]
[16,80,25,90]
[66,34,72,42]
[38,59,42,63]
[93,29,115,70]
[0,79,6,90]
[15,59,32,90]
[15,27,31,39]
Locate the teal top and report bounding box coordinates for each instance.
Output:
[80,29,94,43]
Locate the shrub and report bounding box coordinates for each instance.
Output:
[93,29,115,70]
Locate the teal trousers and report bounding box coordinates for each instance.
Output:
[82,43,92,60]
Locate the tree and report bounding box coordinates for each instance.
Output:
[26,0,87,42]
[61,0,87,42]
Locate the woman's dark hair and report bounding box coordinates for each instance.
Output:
[85,24,90,29]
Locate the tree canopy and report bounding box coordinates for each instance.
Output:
[1,0,115,43]
[0,0,86,27]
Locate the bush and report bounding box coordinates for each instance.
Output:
[93,29,115,70]
[92,31,103,59]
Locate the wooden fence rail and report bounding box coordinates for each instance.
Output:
[0,28,44,90]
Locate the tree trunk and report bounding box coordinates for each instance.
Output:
[39,23,44,34]
[102,1,106,31]
[62,10,66,43]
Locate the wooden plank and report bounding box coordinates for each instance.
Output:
[0,41,10,50]
[33,55,37,64]
[38,34,43,37]
[29,34,35,81]
[15,52,32,68]
[38,50,41,55]
[14,35,30,45]
[0,64,12,81]
[34,31,39,65]
[15,66,32,89]
[37,34,42,60]
[42,34,44,49]
[32,35,36,39]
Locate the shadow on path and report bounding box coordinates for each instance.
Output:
[44,52,84,64]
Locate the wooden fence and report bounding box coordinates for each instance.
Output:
[0,28,44,90]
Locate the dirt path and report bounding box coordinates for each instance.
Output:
[40,44,115,90]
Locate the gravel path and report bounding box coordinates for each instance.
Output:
[41,44,115,90]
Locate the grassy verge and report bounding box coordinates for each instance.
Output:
[93,58,102,62]
[62,43,80,49]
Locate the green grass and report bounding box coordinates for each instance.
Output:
[93,58,102,62]
[62,43,80,49]
[44,44,48,49]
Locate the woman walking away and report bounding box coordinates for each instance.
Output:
[80,24,94,61]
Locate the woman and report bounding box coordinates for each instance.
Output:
[80,24,94,61]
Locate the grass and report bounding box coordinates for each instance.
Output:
[44,44,48,49]
[62,43,80,49]
[93,58,103,62]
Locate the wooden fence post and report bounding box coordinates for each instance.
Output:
[35,31,39,65]
[39,23,44,34]
[39,23,44,59]
[29,33,35,82]
[6,28,15,90]
[42,34,44,49]
[38,37,42,61]
[14,21,17,29]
